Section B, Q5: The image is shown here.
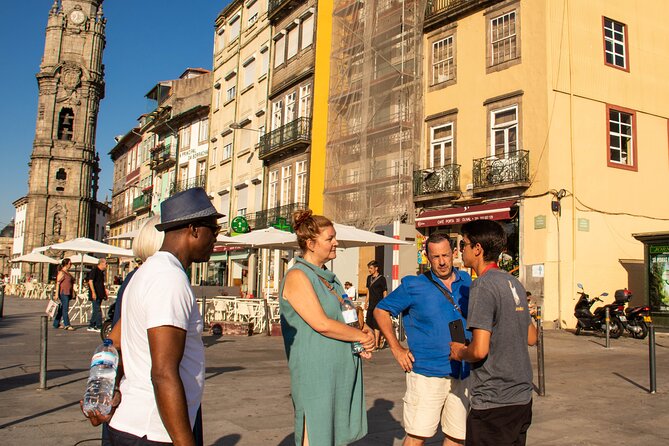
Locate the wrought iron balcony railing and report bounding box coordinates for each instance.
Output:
[150,144,175,170]
[472,150,530,190]
[254,202,307,230]
[170,175,207,196]
[258,117,311,160]
[426,0,486,17]
[413,164,461,197]
[132,194,151,212]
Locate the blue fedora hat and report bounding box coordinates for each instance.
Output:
[155,187,224,232]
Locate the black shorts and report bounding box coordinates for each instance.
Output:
[466,400,532,446]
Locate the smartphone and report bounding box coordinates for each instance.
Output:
[449,319,466,344]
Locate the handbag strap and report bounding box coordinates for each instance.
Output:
[423,271,463,317]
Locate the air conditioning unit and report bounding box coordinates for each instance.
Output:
[465,183,474,191]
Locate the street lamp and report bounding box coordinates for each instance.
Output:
[229,122,264,132]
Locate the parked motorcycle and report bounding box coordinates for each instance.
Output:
[574,283,623,338]
[613,289,650,339]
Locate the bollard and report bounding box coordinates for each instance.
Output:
[649,319,656,394]
[605,307,610,349]
[39,315,48,390]
[536,306,546,396]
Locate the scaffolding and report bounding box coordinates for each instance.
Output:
[323,0,426,230]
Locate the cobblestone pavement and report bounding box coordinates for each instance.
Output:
[1,296,668,445]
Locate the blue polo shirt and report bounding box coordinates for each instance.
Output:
[376,269,472,378]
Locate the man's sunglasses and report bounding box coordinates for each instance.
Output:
[193,222,222,236]
[459,240,475,251]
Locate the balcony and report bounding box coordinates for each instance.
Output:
[170,175,207,196]
[132,194,151,213]
[258,117,311,160]
[268,0,304,22]
[425,0,497,30]
[413,164,461,201]
[254,202,307,230]
[150,144,176,172]
[472,150,530,193]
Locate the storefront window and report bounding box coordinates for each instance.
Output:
[206,260,227,286]
[649,245,669,315]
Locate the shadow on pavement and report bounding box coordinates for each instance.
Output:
[0,367,86,392]
[612,371,649,392]
[211,433,242,445]
[277,433,295,445]
[205,366,244,381]
[353,398,404,445]
[0,399,81,430]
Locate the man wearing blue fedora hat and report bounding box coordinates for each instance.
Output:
[98,188,223,445]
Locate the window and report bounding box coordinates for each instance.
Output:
[301,13,314,49]
[260,46,269,77]
[603,17,628,70]
[228,14,241,42]
[430,123,454,168]
[607,105,636,169]
[274,33,286,67]
[198,118,209,142]
[222,143,233,160]
[214,82,221,110]
[281,165,292,206]
[285,92,296,123]
[299,84,312,118]
[55,168,67,180]
[268,170,279,208]
[432,36,454,85]
[258,125,265,144]
[272,100,283,130]
[198,160,207,179]
[491,106,518,158]
[216,27,225,52]
[57,108,74,140]
[295,160,307,204]
[226,84,236,102]
[247,0,259,27]
[287,25,299,60]
[180,126,191,149]
[211,146,217,164]
[243,57,255,89]
[490,11,517,66]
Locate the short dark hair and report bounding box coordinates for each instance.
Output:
[461,220,506,262]
[425,232,452,257]
[367,260,380,268]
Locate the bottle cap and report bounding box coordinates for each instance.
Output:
[103,339,113,346]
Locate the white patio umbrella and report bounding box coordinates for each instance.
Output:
[224,227,299,250]
[332,223,412,248]
[106,229,140,241]
[36,237,134,290]
[11,252,60,264]
[67,253,100,265]
[216,233,242,245]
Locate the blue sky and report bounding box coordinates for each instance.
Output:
[0,0,230,229]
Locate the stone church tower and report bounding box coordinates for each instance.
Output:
[22,0,105,255]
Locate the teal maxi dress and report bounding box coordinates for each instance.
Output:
[280,257,367,446]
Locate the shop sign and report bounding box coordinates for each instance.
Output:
[534,215,546,229]
[650,245,669,255]
[180,146,208,162]
[578,218,589,232]
[415,201,515,228]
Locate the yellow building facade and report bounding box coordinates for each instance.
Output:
[422,0,669,327]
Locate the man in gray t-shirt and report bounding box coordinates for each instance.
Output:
[450,220,537,446]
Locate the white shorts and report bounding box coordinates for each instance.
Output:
[403,371,469,440]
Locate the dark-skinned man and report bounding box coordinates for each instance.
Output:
[84,187,222,446]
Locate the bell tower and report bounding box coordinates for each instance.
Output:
[23,0,106,254]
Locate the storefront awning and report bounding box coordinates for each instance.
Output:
[416,200,516,228]
[213,245,246,253]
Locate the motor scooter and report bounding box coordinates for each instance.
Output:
[574,283,623,338]
[613,289,650,339]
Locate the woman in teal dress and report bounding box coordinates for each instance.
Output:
[280,210,376,446]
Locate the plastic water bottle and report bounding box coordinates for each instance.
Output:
[82,339,119,416]
[341,296,365,354]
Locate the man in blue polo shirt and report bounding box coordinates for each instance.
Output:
[375,232,472,446]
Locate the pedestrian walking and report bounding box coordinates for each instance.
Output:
[365,260,388,350]
[52,258,74,330]
[86,258,107,332]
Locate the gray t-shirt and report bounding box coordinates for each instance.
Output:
[467,268,533,410]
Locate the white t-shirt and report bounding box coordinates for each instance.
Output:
[346,286,357,299]
[110,251,205,442]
